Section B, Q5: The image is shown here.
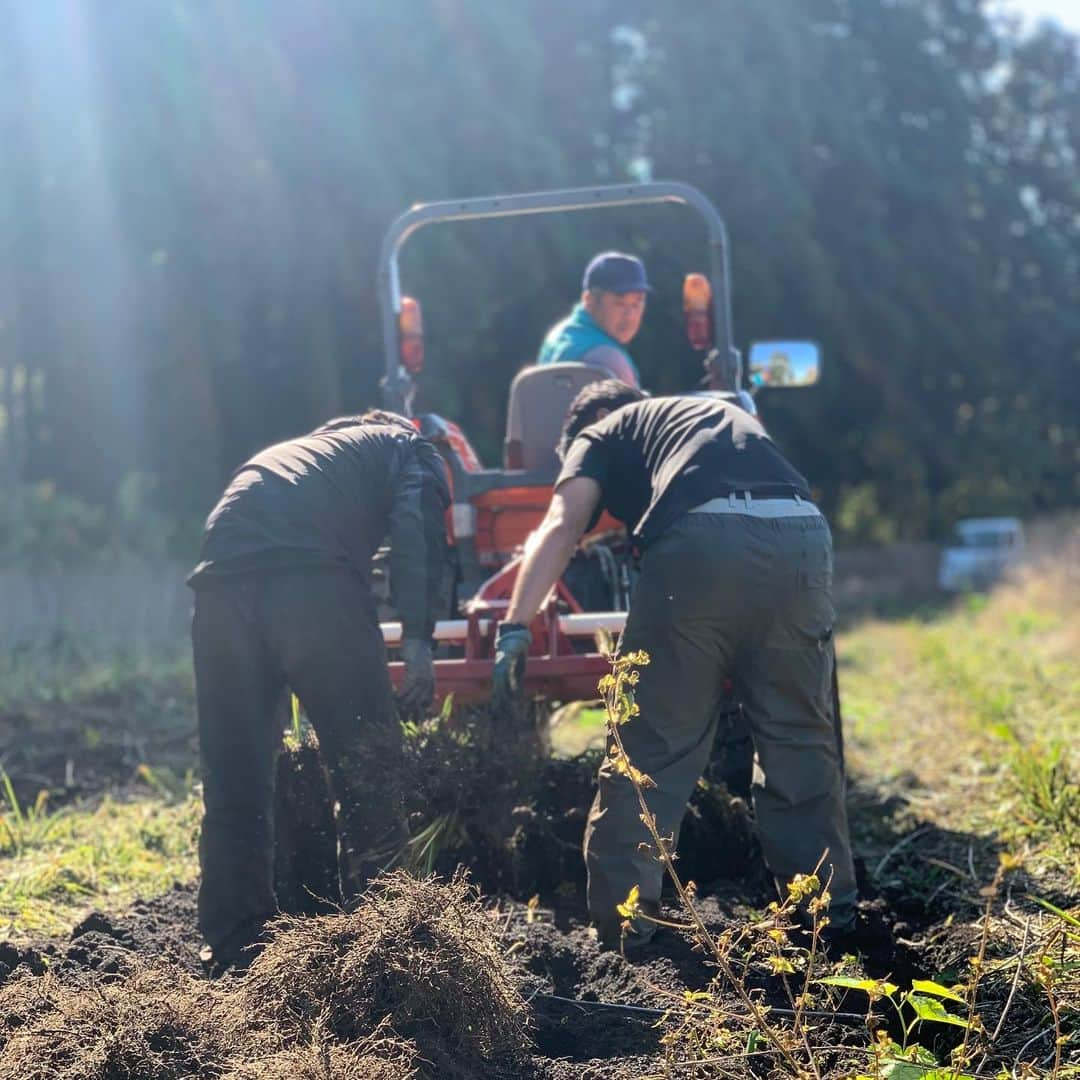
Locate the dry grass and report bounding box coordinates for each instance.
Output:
[837,522,1079,1076]
[218,1022,419,1080]
[0,959,238,1079]
[0,870,527,1079]
[240,869,530,1079]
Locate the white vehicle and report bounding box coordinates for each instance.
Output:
[938,517,1025,592]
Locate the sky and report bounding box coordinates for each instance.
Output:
[1004,0,1080,30]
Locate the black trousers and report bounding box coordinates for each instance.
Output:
[191,567,406,951]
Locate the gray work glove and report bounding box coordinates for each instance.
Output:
[492,622,532,721]
[397,638,435,717]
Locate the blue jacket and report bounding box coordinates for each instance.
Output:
[536,304,641,385]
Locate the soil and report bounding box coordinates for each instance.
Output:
[0,754,923,1080]
[1,697,1069,1078]
[0,879,920,1079]
[0,675,197,808]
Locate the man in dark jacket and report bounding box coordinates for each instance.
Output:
[188,411,450,971]
[492,383,857,949]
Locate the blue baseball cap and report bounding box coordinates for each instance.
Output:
[583,251,652,294]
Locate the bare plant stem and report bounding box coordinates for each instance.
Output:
[1044,961,1062,1080]
[602,662,816,1080]
[975,916,1032,1074]
[957,864,1003,1073]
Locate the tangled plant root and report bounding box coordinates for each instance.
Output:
[241,868,530,1078]
[0,971,65,1055]
[221,1020,420,1080]
[0,959,241,1080]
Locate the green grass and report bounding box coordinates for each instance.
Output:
[549,702,607,757]
[0,784,199,937]
[841,559,1079,879]
[552,560,1080,883]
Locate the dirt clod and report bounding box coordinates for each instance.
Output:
[0,943,46,986]
[273,738,341,916]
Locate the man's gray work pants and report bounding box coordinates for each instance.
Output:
[584,509,857,934]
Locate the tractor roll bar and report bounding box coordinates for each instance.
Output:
[378,182,735,412]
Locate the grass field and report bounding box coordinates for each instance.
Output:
[1,536,1076,1075]
[842,570,1079,890]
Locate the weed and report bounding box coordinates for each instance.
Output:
[596,641,830,1077]
[0,791,199,936]
[1005,741,1080,842]
[393,813,467,877]
[0,770,69,856]
[593,644,1066,1079]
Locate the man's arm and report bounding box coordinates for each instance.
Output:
[504,477,602,625]
[388,454,446,640]
[387,450,449,714]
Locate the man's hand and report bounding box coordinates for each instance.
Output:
[397,638,435,716]
[492,622,532,719]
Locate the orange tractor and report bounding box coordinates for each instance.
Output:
[375,183,822,734]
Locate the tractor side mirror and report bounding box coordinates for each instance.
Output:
[747,341,821,390]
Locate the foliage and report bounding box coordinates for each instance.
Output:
[0,0,1076,542]
[598,644,837,1076]
[0,771,68,857]
[0,477,194,568]
[597,622,1076,1077]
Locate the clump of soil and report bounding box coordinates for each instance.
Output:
[1,872,523,1078]
[240,869,531,1079]
[269,703,553,910]
[399,705,547,880]
[0,958,239,1079]
[271,705,762,913]
[273,735,340,915]
[677,778,759,886]
[501,752,600,897]
[0,943,47,985]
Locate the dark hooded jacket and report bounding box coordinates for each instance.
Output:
[188,414,450,639]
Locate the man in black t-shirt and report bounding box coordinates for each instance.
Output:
[492,382,857,950]
[188,411,450,972]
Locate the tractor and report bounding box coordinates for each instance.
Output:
[373,182,824,782]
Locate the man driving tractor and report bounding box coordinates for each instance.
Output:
[188,410,449,973]
[536,251,649,387]
[492,381,858,952]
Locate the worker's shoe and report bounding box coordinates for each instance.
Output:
[199,918,268,978]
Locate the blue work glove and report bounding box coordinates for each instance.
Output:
[397,638,435,717]
[492,622,532,720]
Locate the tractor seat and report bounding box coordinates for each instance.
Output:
[504,363,610,473]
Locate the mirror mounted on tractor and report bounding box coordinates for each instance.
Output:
[747,340,821,390]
